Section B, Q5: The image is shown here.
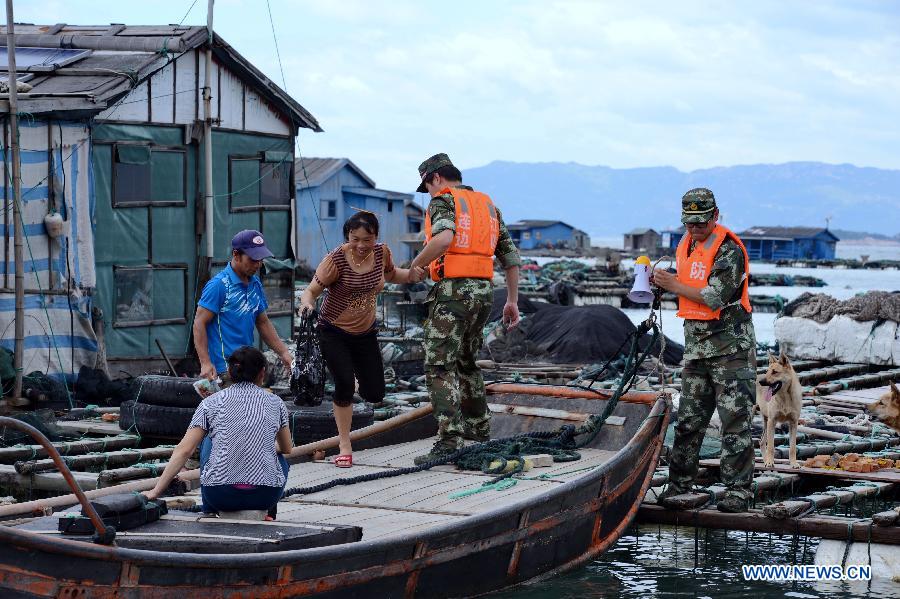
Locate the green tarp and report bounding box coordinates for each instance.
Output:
[92,124,294,359]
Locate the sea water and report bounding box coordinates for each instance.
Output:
[492,525,898,598]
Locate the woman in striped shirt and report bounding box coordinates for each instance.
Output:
[299,211,425,468]
[144,346,293,516]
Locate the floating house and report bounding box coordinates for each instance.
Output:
[623,228,661,252]
[0,23,321,377]
[400,200,426,261]
[661,227,685,251]
[294,158,415,268]
[661,225,838,262]
[507,220,590,250]
[738,226,840,261]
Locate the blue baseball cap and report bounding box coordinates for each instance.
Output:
[231,230,273,261]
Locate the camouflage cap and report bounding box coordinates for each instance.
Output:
[681,188,718,224]
[416,153,455,193]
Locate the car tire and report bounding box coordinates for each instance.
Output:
[118,400,196,438]
[286,401,375,446]
[131,375,203,409]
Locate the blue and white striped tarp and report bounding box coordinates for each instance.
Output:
[0,120,97,379]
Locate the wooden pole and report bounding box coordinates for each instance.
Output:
[0,434,140,463]
[203,0,215,258]
[98,461,170,487]
[15,445,174,474]
[872,506,900,527]
[652,472,800,510]
[5,0,25,399]
[763,481,893,519]
[0,464,98,492]
[638,504,900,546]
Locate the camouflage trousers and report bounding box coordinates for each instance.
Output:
[423,296,494,447]
[669,349,756,501]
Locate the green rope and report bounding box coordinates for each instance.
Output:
[448,478,518,500]
[527,463,604,480]
[132,462,160,476]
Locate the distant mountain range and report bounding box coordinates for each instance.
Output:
[462,161,900,240]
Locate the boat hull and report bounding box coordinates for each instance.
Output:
[0,397,668,598]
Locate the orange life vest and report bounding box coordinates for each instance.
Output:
[423,187,500,281]
[675,224,752,320]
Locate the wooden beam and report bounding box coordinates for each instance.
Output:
[55,419,125,436]
[15,446,174,475]
[701,458,900,484]
[0,464,98,492]
[98,462,170,487]
[0,434,140,463]
[762,481,893,519]
[650,472,800,510]
[872,506,900,527]
[637,504,900,545]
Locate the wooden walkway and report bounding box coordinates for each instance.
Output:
[700,458,900,484]
[814,385,891,413]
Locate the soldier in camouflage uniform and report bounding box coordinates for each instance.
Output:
[652,188,757,513]
[409,154,522,465]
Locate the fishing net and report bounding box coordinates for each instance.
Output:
[784,291,900,324]
[0,409,72,445]
[290,313,325,407]
[481,303,683,365]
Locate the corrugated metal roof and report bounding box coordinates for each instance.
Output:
[507,220,573,230]
[345,187,413,201]
[295,158,376,189]
[0,23,320,131]
[625,227,658,235]
[739,226,838,240]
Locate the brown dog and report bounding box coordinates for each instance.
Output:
[866,382,900,433]
[756,352,803,468]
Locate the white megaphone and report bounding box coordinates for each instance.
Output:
[628,255,654,304]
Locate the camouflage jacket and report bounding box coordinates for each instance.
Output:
[427,185,521,303]
[683,238,756,361]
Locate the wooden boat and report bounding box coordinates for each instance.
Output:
[0,384,669,598]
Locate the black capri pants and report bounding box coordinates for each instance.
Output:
[317,323,385,407]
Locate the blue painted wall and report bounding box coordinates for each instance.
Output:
[296,166,410,269]
[510,222,576,250]
[745,232,836,261]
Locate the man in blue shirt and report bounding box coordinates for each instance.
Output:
[193,230,293,385]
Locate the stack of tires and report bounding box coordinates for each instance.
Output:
[119,375,376,444]
[118,375,202,438]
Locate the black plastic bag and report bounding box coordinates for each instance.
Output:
[290,313,325,406]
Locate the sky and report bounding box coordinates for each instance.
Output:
[11,0,900,192]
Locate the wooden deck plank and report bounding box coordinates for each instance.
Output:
[55,420,124,436]
[347,438,448,468]
[820,387,891,403]
[274,440,616,540]
[277,503,465,540]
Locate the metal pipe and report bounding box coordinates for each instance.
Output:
[0,416,114,543]
[203,0,215,258]
[5,0,24,399]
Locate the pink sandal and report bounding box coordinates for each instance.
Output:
[334,455,353,468]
